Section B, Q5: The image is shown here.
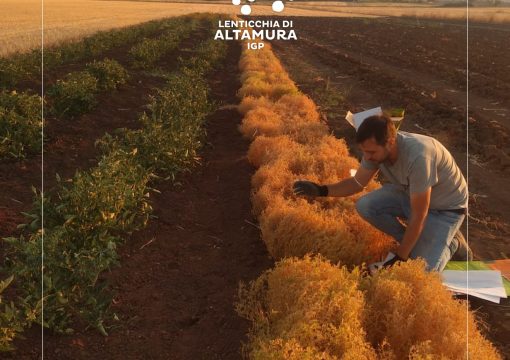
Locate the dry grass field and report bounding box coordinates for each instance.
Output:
[3,0,508,57]
[0,0,231,57]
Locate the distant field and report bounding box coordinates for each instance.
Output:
[296,1,510,23]
[1,0,509,57]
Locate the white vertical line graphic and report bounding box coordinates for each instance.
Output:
[41,0,45,358]
[466,0,470,358]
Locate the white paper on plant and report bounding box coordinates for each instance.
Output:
[345,107,382,130]
[441,270,507,303]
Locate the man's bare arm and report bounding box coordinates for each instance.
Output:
[326,166,378,197]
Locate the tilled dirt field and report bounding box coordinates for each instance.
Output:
[271,15,510,357]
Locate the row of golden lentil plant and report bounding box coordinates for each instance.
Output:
[234,40,500,359]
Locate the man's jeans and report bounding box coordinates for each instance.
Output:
[356,184,465,272]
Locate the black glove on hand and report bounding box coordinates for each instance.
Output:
[293,180,328,197]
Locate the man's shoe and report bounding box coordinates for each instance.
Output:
[451,230,473,261]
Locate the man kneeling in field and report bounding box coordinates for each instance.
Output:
[293,114,471,272]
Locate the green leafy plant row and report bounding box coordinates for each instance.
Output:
[0,275,33,352]
[0,58,128,159]
[85,58,130,91]
[5,146,153,335]
[129,17,200,69]
[48,15,204,119]
[47,58,128,119]
[102,38,229,180]
[0,90,42,159]
[0,17,228,350]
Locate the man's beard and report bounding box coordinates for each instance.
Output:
[374,149,391,164]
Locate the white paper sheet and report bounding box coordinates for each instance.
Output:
[441,270,507,303]
[345,107,382,130]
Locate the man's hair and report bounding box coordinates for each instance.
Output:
[356,114,397,146]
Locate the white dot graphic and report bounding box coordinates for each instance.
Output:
[241,4,252,15]
[272,0,284,12]
[232,0,241,5]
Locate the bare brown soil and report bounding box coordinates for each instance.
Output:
[270,15,510,357]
